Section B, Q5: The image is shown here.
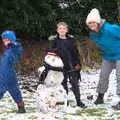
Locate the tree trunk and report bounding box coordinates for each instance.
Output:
[117,2,120,23]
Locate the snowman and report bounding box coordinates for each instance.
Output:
[35,52,67,112]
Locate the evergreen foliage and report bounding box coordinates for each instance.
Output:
[0,0,119,40]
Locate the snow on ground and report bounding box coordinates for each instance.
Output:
[1,69,120,120]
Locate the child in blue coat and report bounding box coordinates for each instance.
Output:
[0,30,26,113]
[86,8,120,109]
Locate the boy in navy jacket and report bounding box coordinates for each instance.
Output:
[48,22,86,108]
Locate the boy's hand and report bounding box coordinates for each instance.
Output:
[74,64,81,71]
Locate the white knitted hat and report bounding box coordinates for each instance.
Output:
[86,8,101,25]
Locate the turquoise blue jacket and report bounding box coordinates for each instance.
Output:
[89,22,120,60]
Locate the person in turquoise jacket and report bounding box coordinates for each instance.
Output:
[86,8,120,109]
[0,30,26,113]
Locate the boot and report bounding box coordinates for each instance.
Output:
[17,102,26,113]
[77,100,87,108]
[94,93,104,105]
[112,102,120,110]
[17,106,26,113]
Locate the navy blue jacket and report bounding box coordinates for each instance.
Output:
[48,35,80,70]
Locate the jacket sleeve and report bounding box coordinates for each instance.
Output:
[0,43,24,69]
[9,42,24,64]
[107,24,120,39]
[71,36,81,66]
[47,35,59,54]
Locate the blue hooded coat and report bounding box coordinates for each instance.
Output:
[89,22,120,60]
[0,42,24,103]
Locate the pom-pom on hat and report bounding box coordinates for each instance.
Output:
[86,8,101,25]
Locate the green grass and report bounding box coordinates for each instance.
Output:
[7,109,17,113]
[24,106,36,113]
[71,108,107,117]
[0,118,7,120]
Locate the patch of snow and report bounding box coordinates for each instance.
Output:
[1,69,120,119]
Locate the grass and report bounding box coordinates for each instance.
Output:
[71,108,107,117]
[1,94,120,120]
[0,118,7,120]
[7,109,17,113]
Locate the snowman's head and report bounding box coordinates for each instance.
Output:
[44,52,64,68]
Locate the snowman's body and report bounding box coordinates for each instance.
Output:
[36,52,67,112]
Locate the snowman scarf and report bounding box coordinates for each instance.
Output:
[38,52,63,84]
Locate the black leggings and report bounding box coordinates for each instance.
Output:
[61,70,81,102]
